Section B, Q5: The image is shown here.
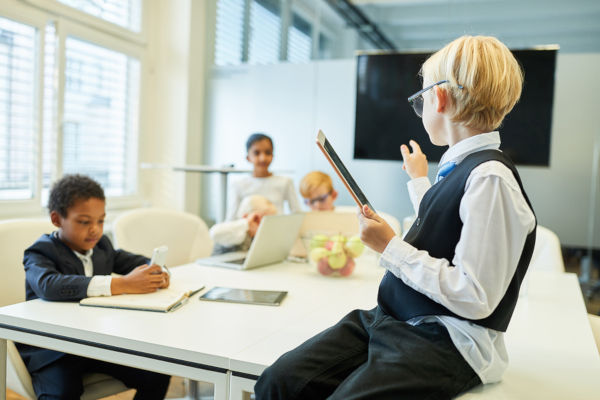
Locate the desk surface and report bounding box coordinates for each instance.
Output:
[0,260,598,399]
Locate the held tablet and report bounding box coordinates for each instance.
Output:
[199,287,287,306]
[316,130,375,212]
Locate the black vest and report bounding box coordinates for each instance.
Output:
[377,150,536,332]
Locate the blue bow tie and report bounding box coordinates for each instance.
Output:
[435,161,456,183]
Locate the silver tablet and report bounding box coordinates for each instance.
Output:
[199,287,287,306]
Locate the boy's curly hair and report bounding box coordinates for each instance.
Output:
[48,174,105,217]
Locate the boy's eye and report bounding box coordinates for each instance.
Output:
[78,221,90,225]
[98,220,105,225]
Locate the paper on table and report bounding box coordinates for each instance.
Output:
[79,281,204,313]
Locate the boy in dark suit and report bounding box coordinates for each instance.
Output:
[19,174,171,399]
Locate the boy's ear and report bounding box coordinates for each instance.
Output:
[331,190,338,202]
[435,86,448,113]
[50,211,62,228]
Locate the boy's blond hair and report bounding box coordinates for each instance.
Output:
[422,35,523,132]
[300,171,333,198]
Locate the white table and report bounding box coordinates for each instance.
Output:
[0,258,384,400]
[0,261,598,400]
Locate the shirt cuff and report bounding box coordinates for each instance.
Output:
[87,275,113,297]
[379,236,415,271]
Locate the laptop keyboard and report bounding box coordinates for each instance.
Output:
[229,258,246,265]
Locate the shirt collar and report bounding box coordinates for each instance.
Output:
[72,247,93,261]
[439,131,501,167]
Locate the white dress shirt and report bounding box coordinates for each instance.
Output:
[72,248,112,297]
[380,131,536,383]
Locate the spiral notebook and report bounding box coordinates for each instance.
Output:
[79,283,204,313]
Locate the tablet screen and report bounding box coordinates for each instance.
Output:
[199,287,287,306]
[317,130,375,212]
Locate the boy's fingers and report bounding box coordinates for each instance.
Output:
[409,140,423,154]
[400,144,409,159]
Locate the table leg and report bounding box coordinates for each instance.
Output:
[0,339,6,400]
[220,172,228,222]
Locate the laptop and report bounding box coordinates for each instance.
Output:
[197,213,305,270]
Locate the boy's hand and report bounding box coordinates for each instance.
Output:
[245,212,262,237]
[358,205,396,254]
[111,264,169,295]
[400,140,428,179]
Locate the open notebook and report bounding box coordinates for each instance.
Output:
[79,282,204,313]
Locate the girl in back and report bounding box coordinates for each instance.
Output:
[226,133,301,220]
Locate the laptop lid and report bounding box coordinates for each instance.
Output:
[198,213,305,270]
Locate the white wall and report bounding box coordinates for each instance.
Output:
[141,0,212,214]
[202,54,600,248]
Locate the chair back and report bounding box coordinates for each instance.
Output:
[112,208,213,267]
[0,218,55,307]
[529,225,565,273]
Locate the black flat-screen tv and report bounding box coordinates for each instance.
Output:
[354,49,557,166]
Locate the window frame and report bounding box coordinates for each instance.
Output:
[0,0,146,217]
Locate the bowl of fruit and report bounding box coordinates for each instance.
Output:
[304,233,365,277]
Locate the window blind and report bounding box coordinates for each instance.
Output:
[62,37,140,197]
[215,0,245,66]
[288,13,312,63]
[57,0,141,32]
[41,22,57,204]
[248,0,281,65]
[0,17,37,201]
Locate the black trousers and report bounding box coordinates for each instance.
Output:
[254,307,481,400]
[30,353,171,400]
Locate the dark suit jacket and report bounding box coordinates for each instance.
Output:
[18,233,149,372]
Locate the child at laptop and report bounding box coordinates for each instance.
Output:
[299,170,401,234]
[211,195,277,255]
[225,133,301,220]
[255,35,536,399]
[19,174,171,399]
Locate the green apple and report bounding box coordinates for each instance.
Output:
[345,236,365,258]
[328,249,347,270]
[330,242,344,254]
[309,247,329,263]
[329,234,347,244]
[310,234,329,249]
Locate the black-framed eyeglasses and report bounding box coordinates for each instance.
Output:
[304,191,332,206]
[407,80,463,118]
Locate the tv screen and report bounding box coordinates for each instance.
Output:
[354,49,557,166]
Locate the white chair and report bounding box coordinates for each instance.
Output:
[0,218,128,399]
[112,208,213,267]
[529,225,565,273]
[588,314,600,354]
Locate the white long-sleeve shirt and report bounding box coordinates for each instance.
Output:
[226,175,301,221]
[379,131,536,383]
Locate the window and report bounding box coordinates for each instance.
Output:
[0,2,143,210]
[248,0,281,65]
[215,0,334,66]
[57,0,142,32]
[214,0,245,66]
[0,17,38,200]
[61,37,140,197]
[288,13,312,63]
